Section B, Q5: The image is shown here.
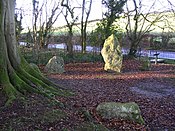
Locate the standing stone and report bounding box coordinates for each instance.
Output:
[44,56,65,74]
[101,34,123,73]
[96,102,145,124]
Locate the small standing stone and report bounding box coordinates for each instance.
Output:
[101,34,123,73]
[44,56,65,74]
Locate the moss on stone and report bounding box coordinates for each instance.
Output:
[96,102,145,125]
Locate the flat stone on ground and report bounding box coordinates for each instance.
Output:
[96,102,145,124]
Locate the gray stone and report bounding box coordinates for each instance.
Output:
[101,34,123,73]
[44,56,65,74]
[96,102,145,124]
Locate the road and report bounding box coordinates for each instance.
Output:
[44,43,175,60]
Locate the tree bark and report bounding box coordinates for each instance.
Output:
[61,0,77,56]
[81,0,92,53]
[67,29,73,56]
[0,0,71,105]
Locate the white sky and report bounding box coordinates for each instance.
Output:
[15,0,172,30]
[16,0,103,29]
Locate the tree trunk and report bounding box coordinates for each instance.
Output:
[128,40,139,56]
[81,0,86,53]
[0,0,71,105]
[67,31,73,56]
[81,0,92,53]
[128,46,137,56]
[81,29,87,53]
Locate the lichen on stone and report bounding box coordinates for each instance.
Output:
[96,102,145,124]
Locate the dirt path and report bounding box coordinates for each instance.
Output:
[131,80,175,98]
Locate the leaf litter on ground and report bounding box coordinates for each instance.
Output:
[0,58,175,130]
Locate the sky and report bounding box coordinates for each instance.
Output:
[15,0,103,29]
[15,0,172,30]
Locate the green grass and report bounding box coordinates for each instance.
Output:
[63,52,103,63]
[21,47,175,67]
[21,48,103,65]
[164,59,175,64]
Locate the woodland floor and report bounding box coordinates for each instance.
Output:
[0,58,175,131]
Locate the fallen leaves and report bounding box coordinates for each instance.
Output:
[50,59,175,130]
[1,58,175,130]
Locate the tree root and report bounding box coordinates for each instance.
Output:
[2,56,73,106]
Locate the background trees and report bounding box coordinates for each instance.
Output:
[32,0,62,49]
[28,0,62,63]
[61,0,79,56]
[88,0,126,48]
[125,0,163,56]
[15,0,175,55]
[102,0,126,39]
[15,8,23,42]
[81,0,92,53]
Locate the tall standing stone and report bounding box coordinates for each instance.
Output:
[101,34,123,73]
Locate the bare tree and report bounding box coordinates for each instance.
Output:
[30,0,62,64]
[39,1,62,48]
[125,0,163,56]
[61,0,79,56]
[167,0,175,13]
[32,0,40,58]
[161,0,175,49]
[81,0,92,53]
[15,8,23,42]
[32,0,62,49]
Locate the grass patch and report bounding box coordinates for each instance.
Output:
[21,48,103,65]
[164,59,175,64]
[63,53,103,63]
